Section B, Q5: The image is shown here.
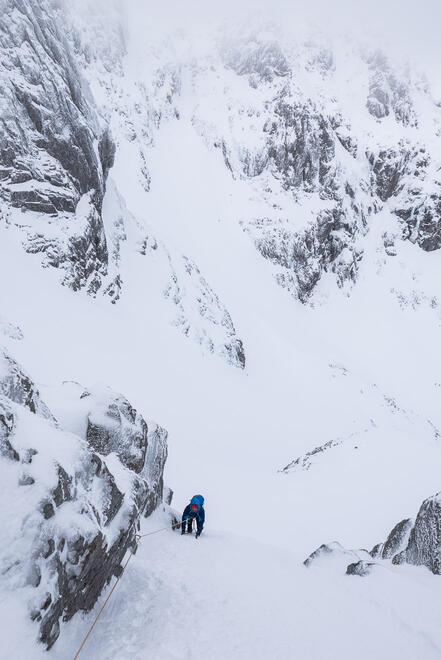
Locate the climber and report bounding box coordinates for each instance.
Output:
[181,494,205,538]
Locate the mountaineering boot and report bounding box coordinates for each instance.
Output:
[181,530,185,535]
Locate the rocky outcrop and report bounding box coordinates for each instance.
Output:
[222,34,289,86]
[84,389,149,474]
[304,542,372,571]
[395,494,441,574]
[306,493,441,578]
[0,348,53,419]
[0,349,169,648]
[379,518,413,560]
[365,51,416,127]
[346,560,375,577]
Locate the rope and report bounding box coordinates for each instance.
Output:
[72,516,193,659]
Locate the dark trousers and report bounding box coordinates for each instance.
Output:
[181,518,193,533]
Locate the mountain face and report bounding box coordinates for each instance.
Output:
[1,0,441,655]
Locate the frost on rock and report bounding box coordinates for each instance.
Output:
[0,353,169,649]
[0,315,23,341]
[0,0,115,295]
[365,51,416,126]
[139,231,246,369]
[165,255,246,369]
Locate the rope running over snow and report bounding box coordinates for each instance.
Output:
[73,516,192,659]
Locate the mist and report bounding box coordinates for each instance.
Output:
[124,0,441,91]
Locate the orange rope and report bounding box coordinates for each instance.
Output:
[73,517,191,659]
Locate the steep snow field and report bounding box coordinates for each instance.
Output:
[52,510,441,660]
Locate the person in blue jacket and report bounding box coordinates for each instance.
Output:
[181,495,205,538]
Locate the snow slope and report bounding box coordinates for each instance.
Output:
[46,511,441,660]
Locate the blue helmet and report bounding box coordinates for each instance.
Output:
[190,494,204,511]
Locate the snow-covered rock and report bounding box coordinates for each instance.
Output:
[307,493,441,578]
[346,560,376,576]
[0,350,168,649]
[372,518,413,560]
[304,541,370,570]
[0,347,52,419]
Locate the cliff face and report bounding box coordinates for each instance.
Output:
[0,0,117,296]
[0,354,168,649]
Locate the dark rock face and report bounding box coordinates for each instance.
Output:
[400,495,441,574]
[0,0,103,199]
[368,495,441,574]
[367,142,441,253]
[265,98,336,192]
[346,560,375,577]
[248,205,363,303]
[0,352,169,649]
[0,397,19,461]
[0,0,115,295]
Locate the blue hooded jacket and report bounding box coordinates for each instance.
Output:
[182,495,205,534]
